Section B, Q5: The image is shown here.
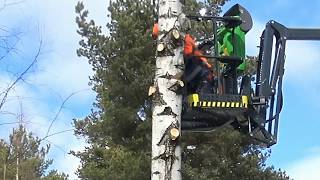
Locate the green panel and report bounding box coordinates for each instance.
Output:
[217,26,247,71]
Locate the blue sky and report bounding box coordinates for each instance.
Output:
[1,0,320,179]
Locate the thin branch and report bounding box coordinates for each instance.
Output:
[0,110,17,116]
[0,95,42,104]
[0,37,20,61]
[0,121,30,126]
[0,0,25,12]
[3,0,24,6]
[44,89,90,138]
[0,38,42,111]
[17,96,24,125]
[40,129,73,142]
[42,139,67,154]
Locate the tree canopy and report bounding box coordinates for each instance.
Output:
[0,125,68,180]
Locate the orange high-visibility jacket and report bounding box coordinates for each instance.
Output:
[184,34,195,55]
[184,34,212,69]
[152,23,159,39]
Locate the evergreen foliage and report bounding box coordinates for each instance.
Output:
[0,125,68,180]
[74,0,290,179]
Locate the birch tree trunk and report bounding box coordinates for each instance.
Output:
[16,156,19,180]
[3,163,6,180]
[151,0,185,180]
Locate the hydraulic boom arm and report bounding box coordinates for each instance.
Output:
[255,21,320,145]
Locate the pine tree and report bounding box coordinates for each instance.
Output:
[73,0,154,179]
[74,0,290,179]
[42,170,68,180]
[0,125,68,180]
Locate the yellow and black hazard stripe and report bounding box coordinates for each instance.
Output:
[187,94,249,108]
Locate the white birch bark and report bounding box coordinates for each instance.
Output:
[151,0,185,180]
[3,163,6,180]
[16,156,19,180]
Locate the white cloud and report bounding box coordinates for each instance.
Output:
[245,20,265,55]
[307,146,320,154]
[28,52,95,101]
[246,19,320,90]
[286,155,320,180]
[46,132,87,180]
[285,42,320,83]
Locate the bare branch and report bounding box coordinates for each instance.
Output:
[0,37,20,61]
[40,129,73,142]
[42,139,67,154]
[17,96,24,125]
[0,0,25,12]
[0,121,30,126]
[0,110,17,116]
[0,38,42,111]
[0,27,21,61]
[44,89,90,138]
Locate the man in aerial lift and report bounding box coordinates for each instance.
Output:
[183,32,215,94]
[152,21,215,94]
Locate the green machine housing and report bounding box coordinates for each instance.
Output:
[217,4,251,71]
